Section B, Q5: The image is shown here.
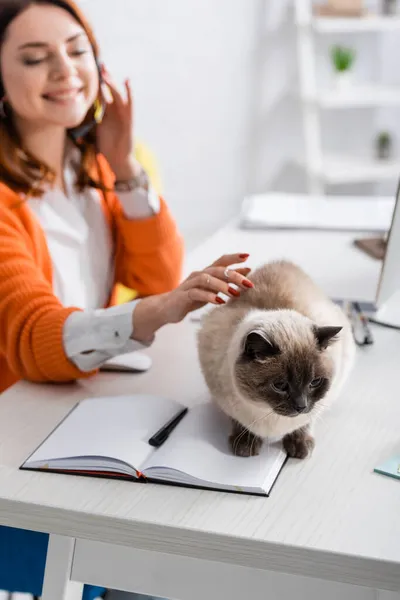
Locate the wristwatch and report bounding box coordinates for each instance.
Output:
[114,169,149,192]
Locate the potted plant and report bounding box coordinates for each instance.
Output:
[331,45,356,89]
[382,0,397,15]
[376,131,392,160]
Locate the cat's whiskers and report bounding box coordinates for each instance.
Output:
[246,410,282,477]
[232,410,276,456]
[233,423,255,455]
[313,401,331,415]
[310,404,331,426]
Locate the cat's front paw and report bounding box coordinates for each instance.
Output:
[229,432,262,457]
[283,428,315,459]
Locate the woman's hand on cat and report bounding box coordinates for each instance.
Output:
[166,253,254,320]
[132,254,253,342]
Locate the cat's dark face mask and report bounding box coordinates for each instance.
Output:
[234,326,341,417]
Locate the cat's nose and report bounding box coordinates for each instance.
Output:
[293,395,308,413]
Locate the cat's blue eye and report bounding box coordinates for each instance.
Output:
[271,380,288,393]
[310,377,322,388]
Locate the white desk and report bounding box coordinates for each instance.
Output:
[0,222,400,600]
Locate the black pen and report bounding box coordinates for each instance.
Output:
[353,301,374,345]
[148,407,188,447]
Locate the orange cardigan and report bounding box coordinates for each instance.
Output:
[0,155,184,393]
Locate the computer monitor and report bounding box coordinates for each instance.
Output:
[372,177,400,329]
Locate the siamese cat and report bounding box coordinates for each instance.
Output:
[197,261,355,459]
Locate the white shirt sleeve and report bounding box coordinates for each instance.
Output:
[62,165,161,372]
[63,300,153,372]
[117,183,160,220]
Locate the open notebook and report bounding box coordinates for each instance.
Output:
[21,395,287,496]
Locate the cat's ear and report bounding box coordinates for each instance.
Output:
[314,325,342,350]
[244,330,280,362]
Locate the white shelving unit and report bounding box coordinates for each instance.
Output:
[295,0,400,195]
[309,154,400,183]
[313,14,400,31]
[310,84,400,108]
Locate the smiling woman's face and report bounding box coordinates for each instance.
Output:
[0,3,99,130]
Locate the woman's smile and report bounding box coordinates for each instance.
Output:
[42,84,84,104]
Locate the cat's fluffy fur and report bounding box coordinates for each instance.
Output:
[197,260,356,459]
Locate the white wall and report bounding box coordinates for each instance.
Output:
[79,0,262,245]
[79,0,400,245]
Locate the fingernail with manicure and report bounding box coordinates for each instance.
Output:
[243,279,254,288]
[239,253,249,259]
[215,296,226,304]
[228,287,240,297]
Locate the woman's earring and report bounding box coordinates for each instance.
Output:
[0,97,6,119]
[93,97,104,124]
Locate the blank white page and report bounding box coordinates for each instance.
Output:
[24,395,183,470]
[144,403,285,489]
